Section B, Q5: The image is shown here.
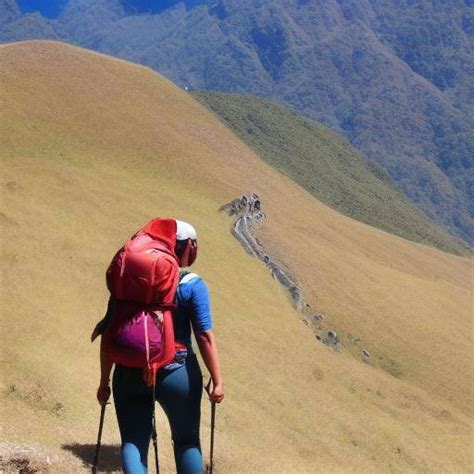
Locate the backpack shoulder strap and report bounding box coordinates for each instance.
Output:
[179,272,200,285]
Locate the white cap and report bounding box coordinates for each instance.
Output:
[176,220,197,241]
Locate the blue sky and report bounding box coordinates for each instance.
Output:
[18,0,69,18]
[17,0,207,18]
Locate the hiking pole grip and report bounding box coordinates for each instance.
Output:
[92,403,107,474]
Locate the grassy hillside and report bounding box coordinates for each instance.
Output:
[1,41,473,473]
[194,91,470,256]
[2,0,473,244]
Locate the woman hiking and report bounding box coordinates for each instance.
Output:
[93,218,224,474]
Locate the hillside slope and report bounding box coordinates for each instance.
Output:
[194,91,470,256]
[1,0,473,244]
[1,41,472,473]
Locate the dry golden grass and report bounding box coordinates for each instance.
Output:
[1,41,473,473]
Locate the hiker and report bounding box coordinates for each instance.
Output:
[249,193,260,213]
[94,219,224,474]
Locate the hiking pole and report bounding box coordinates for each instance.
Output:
[205,379,217,474]
[152,406,159,474]
[92,402,108,474]
[151,375,160,474]
[208,400,216,474]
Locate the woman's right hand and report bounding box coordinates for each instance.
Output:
[211,382,224,403]
[206,379,224,403]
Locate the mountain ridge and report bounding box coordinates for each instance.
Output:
[194,91,471,256]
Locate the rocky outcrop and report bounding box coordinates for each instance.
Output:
[219,194,342,352]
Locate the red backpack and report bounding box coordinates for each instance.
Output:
[101,218,184,385]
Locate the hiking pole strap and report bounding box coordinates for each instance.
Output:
[92,403,107,474]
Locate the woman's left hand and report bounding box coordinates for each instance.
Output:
[97,383,111,405]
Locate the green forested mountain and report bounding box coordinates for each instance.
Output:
[195,92,470,255]
[2,0,473,245]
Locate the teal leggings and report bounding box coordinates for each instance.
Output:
[112,355,203,473]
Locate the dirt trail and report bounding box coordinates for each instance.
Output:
[219,194,343,352]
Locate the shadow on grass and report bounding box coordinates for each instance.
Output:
[62,443,122,472]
